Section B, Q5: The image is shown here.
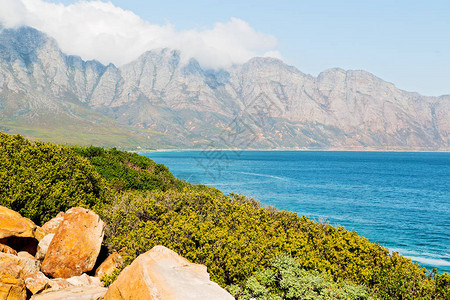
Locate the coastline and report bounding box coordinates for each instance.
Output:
[137,147,450,153]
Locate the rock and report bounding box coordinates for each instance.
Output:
[35,234,54,260]
[0,259,27,300]
[24,272,50,294]
[34,227,46,242]
[0,252,40,277]
[41,207,105,278]
[41,212,64,234]
[0,206,39,240]
[46,278,72,290]
[30,286,107,300]
[95,252,123,278]
[104,245,234,300]
[0,243,17,255]
[17,251,35,260]
[66,274,102,287]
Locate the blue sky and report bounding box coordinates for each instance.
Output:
[18,1,450,95]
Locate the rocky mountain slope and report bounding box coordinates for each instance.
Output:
[0,26,448,150]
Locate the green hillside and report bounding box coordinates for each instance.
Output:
[0,132,448,299]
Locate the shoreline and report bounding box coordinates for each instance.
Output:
[137,147,450,153]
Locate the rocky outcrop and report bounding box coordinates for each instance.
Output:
[104,245,234,300]
[0,206,107,299]
[41,207,105,278]
[0,206,233,300]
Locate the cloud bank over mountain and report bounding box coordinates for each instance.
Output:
[0,0,281,69]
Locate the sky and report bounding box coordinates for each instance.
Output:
[0,0,449,96]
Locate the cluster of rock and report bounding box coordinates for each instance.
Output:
[0,206,233,300]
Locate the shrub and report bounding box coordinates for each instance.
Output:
[72,146,184,192]
[0,133,109,223]
[231,255,374,300]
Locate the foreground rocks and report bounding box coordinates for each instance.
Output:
[104,245,234,300]
[41,207,105,278]
[0,206,106,299]
[0,206,233,299]
[0,206,44,241]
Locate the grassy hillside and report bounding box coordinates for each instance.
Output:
[0,132,448,299]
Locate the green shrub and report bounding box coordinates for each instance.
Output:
[0,133,109,223]
[72,146,184,192]
[231,255,374,300]
[99,190,447,299]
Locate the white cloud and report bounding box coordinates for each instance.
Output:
[0,0,281,69]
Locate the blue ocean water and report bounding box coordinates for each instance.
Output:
[141,150,450,273]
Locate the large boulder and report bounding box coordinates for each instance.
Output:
[95,251,123,279]
[104,245,234,300]
[0,206,44,241]
[41,208,105,278]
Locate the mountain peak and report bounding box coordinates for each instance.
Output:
[0,26,448,150]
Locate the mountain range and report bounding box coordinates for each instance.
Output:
[0,26,448,150]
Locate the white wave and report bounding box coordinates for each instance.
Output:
[405,256,450,267]
[232,171,288,181]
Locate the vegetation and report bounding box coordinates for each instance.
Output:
[0,132,448,299]
[229,255,373,299]
[0,132,109,223]
[72,145,183,192]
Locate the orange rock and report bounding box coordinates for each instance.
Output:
[17,251,35,260]
[34,227,46,242]
[104,245,234,300]
[24,272,50,294]
[46,278,72,290]
[0,206,39,240]
[0,252,39,300]
[0,259,27,300]
[67,273,102,287]
[41,212,65,234]
[41,207,105,278]
[95,252,123,279]
[0,252,41,277]
[0,243,17,255]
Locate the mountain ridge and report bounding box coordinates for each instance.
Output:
[0,26,448,150]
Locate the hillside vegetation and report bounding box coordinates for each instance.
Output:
[0,132,448,299]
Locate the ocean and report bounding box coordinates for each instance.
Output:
[141,150,450,273]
